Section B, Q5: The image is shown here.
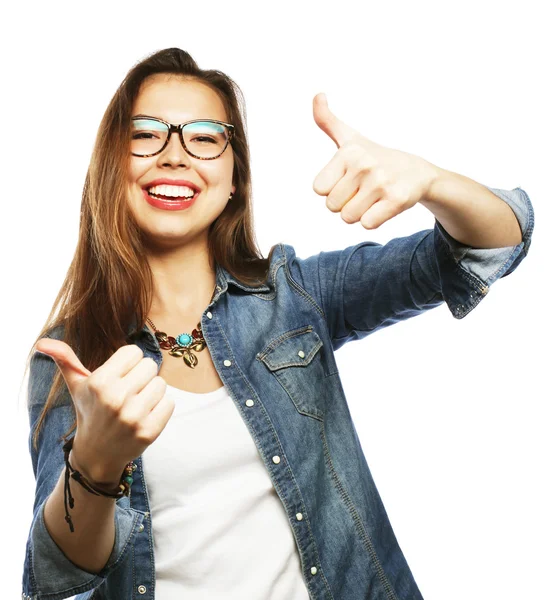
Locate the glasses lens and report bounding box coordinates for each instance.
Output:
[182,121,229,158]
[131,119,168,156]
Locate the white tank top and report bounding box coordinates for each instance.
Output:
[141,383,310,600]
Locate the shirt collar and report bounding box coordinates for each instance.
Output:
[215,261,272,294]
[126,257,276,340]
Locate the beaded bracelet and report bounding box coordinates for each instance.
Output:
[62,436,136,533]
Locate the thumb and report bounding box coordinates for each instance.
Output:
[34,338,91,393]
[313,92,358,148]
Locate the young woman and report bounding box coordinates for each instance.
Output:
[21,47,533,600]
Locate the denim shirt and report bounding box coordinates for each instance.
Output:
[22,186,534,600]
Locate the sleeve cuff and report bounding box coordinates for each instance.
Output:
[432,186,534,319]
[27,496,145,598]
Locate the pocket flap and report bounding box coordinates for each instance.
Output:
[257,326,323,371]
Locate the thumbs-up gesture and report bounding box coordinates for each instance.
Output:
[312,93,439,230]
[34,339,174,485]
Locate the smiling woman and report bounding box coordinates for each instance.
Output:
[128,77,237,225]
[20,47,534,600]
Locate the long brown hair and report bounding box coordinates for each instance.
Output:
[26,48,271,450]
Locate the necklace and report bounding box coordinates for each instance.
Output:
[146,284,218,369]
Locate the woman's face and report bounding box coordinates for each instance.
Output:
[127,74,236,249]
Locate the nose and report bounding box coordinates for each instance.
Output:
[157,129,191,168]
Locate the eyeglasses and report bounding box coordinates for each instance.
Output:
[131,116,235,159]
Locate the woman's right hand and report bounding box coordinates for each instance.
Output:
[34,339,174,486]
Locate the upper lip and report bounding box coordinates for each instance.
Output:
[143,178,201,193]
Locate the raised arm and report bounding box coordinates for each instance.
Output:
[285,94,533,347]
[22,329,150,599]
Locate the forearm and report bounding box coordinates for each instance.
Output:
[420,165,523,248]
[43,450,119,575]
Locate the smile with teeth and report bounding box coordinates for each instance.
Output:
[147,184,197,200]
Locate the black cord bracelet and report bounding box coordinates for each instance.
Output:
[61,436,135,533]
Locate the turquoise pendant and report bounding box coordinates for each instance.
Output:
[176,333,193,347]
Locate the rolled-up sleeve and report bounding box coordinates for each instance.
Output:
[433,186,533,317]
[285,186,533,349]
[22,334,146,599]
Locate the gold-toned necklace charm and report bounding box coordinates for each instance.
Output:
[146,320,207,368]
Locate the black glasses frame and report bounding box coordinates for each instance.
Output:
[131,116,235,159]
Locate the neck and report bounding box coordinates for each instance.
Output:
[146,239,217,327]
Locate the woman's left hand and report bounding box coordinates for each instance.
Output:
[313,93,439,230]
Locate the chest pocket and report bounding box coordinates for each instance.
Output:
[257,325,328,420]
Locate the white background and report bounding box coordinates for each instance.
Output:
[2,1,554,598]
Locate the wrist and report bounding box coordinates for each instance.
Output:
[69,446,125,490]
[420,161,449,210]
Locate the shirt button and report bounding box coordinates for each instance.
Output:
[310,566,318,575]
[245,399,254,407]
[298,350,305,358]
[223,359,232,367]
[138,523,144,532]
[272,455,281,464]
[296,512,303,521]
[206,311,213,319]
[138,585,147,594]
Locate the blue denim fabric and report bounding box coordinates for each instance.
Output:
[22,187,533,600]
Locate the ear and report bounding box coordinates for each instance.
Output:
[232,184,236,195]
